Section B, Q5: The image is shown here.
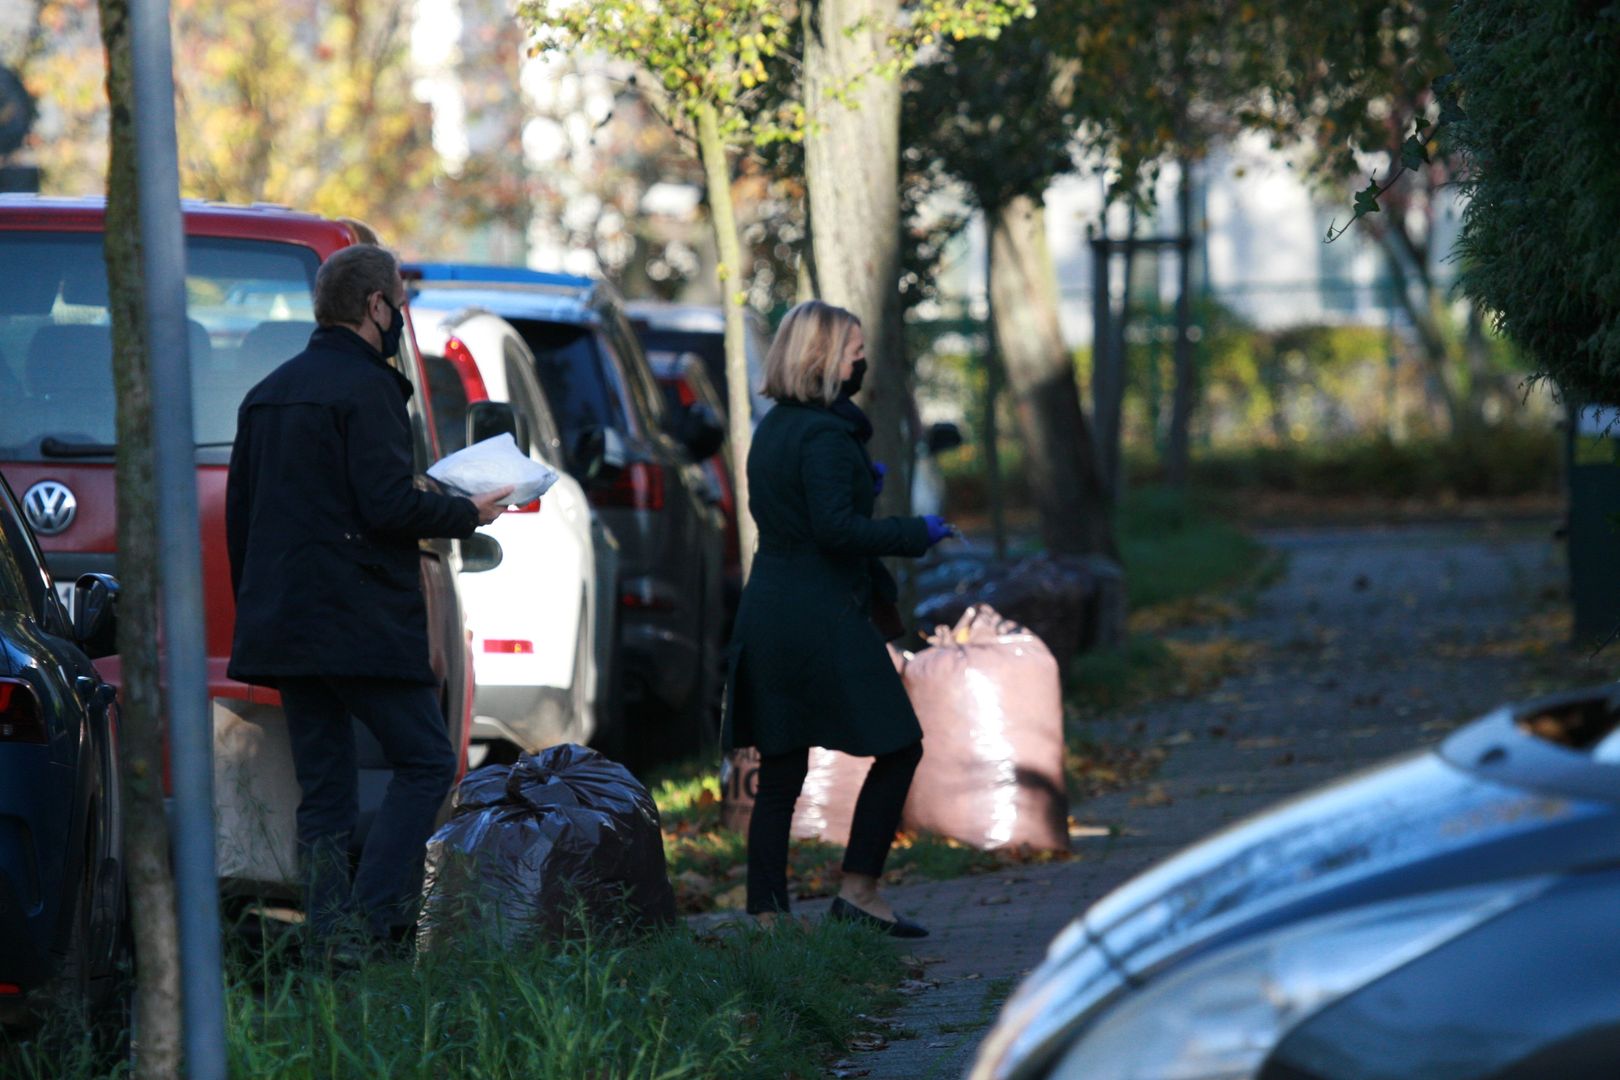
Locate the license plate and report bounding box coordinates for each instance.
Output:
[55,581,75,620]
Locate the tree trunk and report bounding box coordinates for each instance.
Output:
[982,251,1007,561]
[1089,234,1121,501]
[696,102,757,581]
[802,0,911,515]
[987,195,1118,562]
[1372,226,1464,434]
[96,0,183,1075]
[1091,219,1137,505]
[1166,165,1197,488]
[796,194,819,303]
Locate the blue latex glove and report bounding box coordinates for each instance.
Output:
[871,461,888,496]
[923,515,955,547]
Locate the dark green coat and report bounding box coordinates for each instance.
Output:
[722,400,931,757]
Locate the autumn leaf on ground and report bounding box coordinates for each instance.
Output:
[1130,784,1173,808]
[713,883,747,911]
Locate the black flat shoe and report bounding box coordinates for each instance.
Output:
[827,896,930,938]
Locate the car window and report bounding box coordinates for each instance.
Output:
[640,327,726,393]
[423,353,470,457]
[507,318,639,443]
[502,336,564,468]
[0,230,319,458]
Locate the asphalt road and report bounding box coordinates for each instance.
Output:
[818,521,1591,1079]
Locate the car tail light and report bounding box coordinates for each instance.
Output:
[675,380,697,407]
[620,587,675,612]
[0,679,46,744]
[590,462,665,511]
[444,336,489,403]
[484,639,534,654]
[509,498,542,514]
[0,983,20,995]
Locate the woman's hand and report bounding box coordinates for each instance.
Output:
[923,515,956,548]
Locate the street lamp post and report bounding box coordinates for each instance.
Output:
[129,0,228,1075]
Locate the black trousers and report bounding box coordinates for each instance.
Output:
[278,676,458,939]
[746,740,923,915]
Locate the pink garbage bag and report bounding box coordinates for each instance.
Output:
[901,605,1068,851]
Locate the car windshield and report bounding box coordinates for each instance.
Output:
[505,318,637,443]
[0,230,320,458]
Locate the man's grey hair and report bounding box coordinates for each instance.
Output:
[314,244,400,327]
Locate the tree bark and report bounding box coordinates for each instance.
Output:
[987,195,1118,561]
[95,0,183,1075]
[1091,210,1137,505]
[982,251,1007,561]
[1166,164,1197,487]
[1371,222,1464,434]
[695,101,757,580]
[1089,234,1121,500]
[802,0,911,515]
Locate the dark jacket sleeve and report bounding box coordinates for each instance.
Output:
[800,427,930,558]
[343,380,479,540]
[225,411,251,598]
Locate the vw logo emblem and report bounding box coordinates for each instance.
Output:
[22,480,77,536]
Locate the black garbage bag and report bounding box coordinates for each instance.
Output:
[417,743,677,950]
[915,554,1120,661]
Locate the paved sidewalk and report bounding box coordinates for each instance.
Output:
[834,521,1577,1079]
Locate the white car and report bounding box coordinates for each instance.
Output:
[410,301,613,755]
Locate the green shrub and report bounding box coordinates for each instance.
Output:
[1447,0,1620,402]
[1170,425,1560,500]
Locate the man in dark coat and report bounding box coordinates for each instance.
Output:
[226,243,511,946]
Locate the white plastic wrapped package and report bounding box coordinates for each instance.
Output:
[427,433,558,506]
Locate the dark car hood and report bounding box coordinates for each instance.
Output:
[1083,696,1620,982]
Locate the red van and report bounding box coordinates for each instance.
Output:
[0,195,475,894]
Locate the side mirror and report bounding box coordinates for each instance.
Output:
[572,425,628,485]
[466,401,528,455]
[73,573,120,659]
[925,421,964,456]
[460,532,503,573]
[677,403,726,461]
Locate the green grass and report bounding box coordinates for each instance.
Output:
[1117,487,1268,610]
[1066,633,1177,713]
[3,919,904,1079]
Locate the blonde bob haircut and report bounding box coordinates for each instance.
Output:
[761,299,859,406]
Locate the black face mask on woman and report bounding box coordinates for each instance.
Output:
[838,358,868,400]
[373,298,404,359]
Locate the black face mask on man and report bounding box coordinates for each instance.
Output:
[372,298,404,359]
[839,358,868,400]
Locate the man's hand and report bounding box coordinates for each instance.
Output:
[470,486,516,525]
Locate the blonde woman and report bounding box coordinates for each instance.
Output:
[722,300,954,935]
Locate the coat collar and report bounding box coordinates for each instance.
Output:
[308,324,414,400]
[828,396,874,444]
